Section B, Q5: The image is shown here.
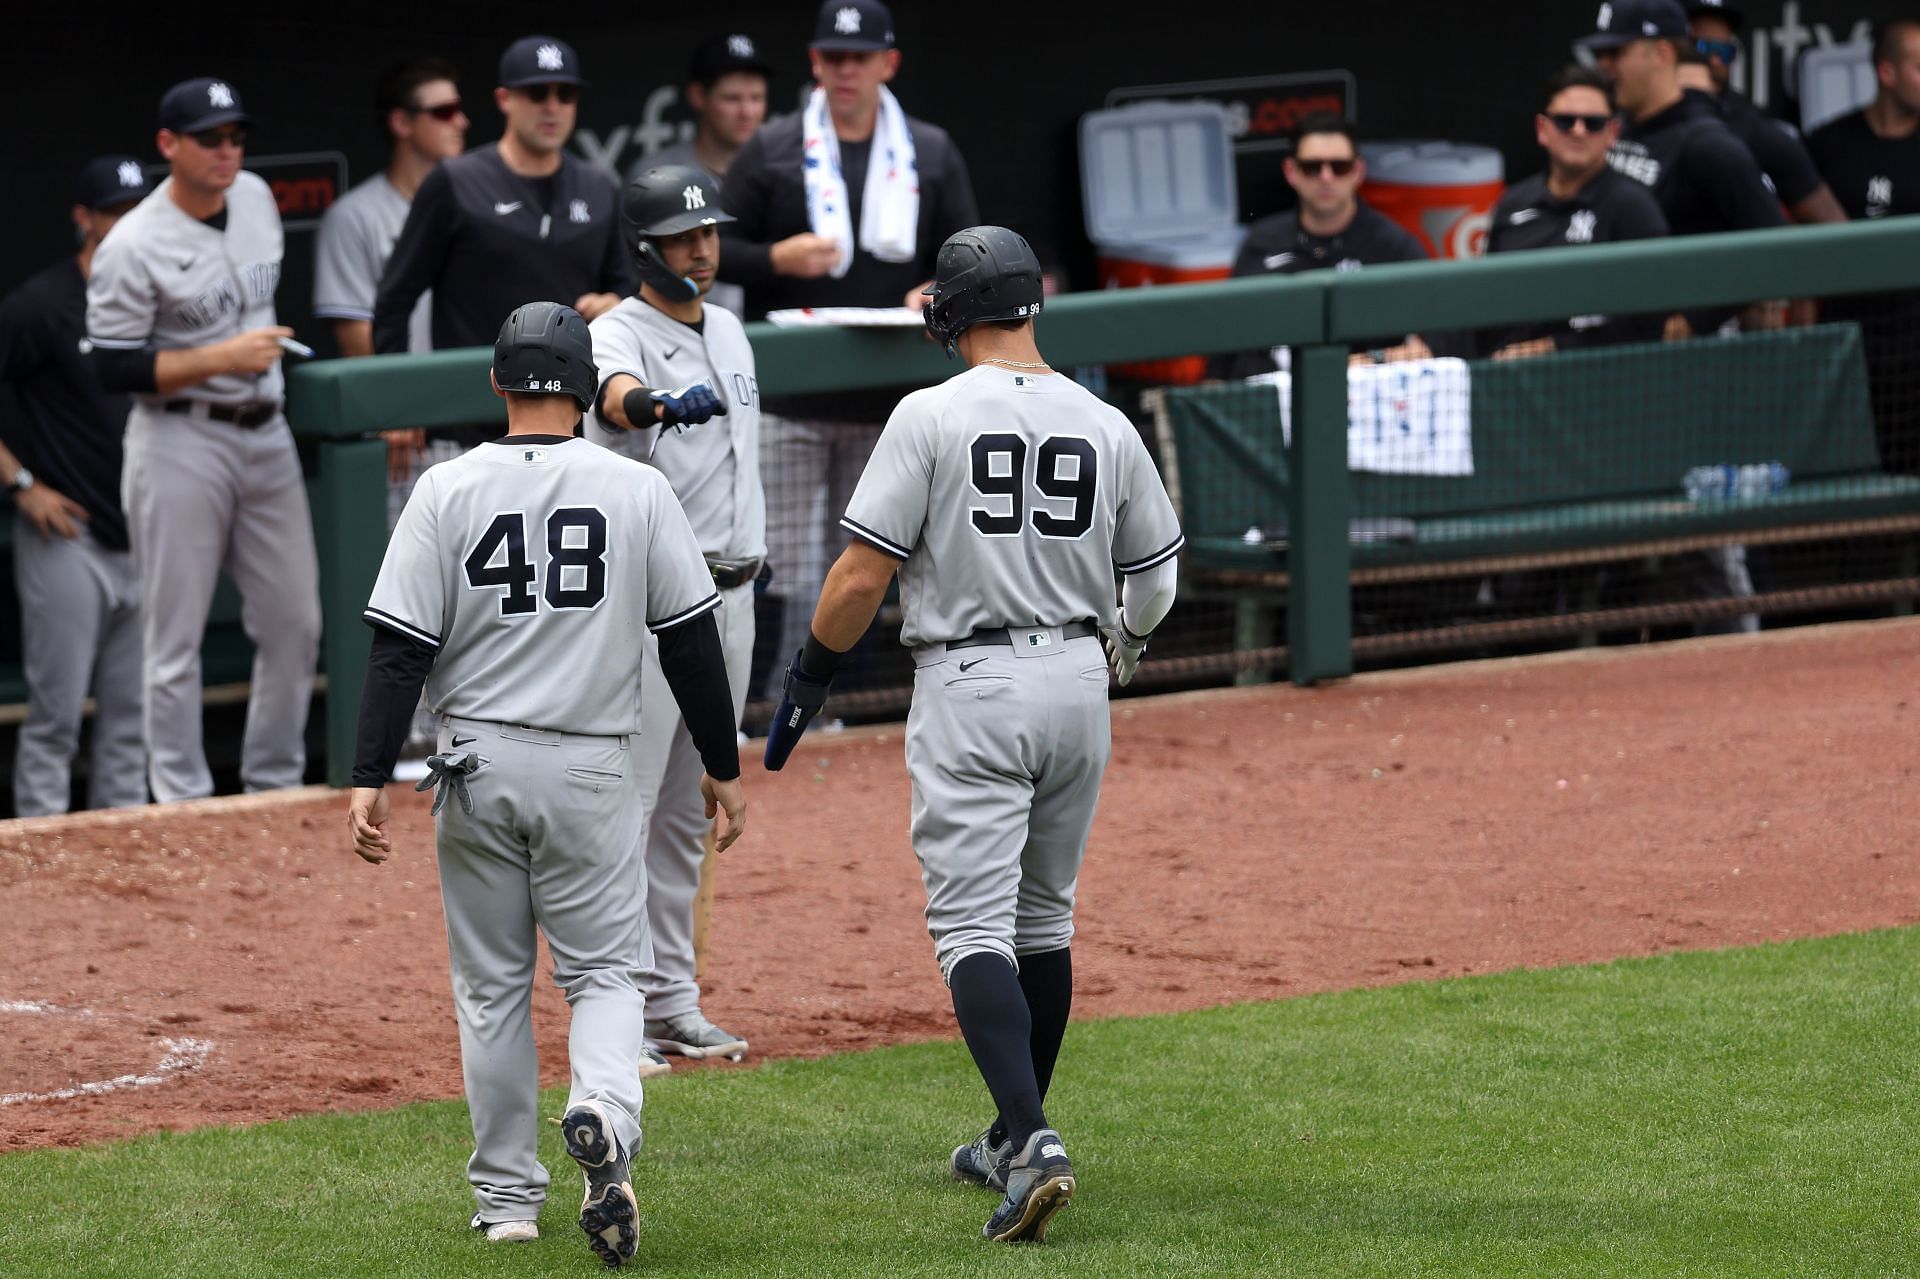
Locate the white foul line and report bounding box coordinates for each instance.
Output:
[0,999,215,1106]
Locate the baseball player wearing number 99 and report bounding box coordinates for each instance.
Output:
[345,301,747,1267]
[764,226,1183,1243]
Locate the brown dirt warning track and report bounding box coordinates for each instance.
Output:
[2,618,1915,1150]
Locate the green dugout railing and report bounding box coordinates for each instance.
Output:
[289,216,1920,785]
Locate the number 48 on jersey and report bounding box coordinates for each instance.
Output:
[465,507,609,615]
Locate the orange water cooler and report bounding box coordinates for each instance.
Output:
[1359,141,1505,259]
[1080,101,1246,384]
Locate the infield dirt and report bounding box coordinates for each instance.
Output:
[3,618,1915,1150]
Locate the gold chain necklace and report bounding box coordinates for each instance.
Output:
[980,357,1051,370]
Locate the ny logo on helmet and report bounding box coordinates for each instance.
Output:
[835,6,862,33]
[536,44,565,71]
[208,82,234,108]
[683,185,706,211]
[117,161,144,188]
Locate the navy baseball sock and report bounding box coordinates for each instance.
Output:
[987,947,1073,1149]
[950,952,1047,1152]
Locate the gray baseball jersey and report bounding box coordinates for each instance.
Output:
[841,365,1185,646]
[583,297,765,561]
[86,172,285,407]
[365,436,718,735]
[313,173,433,352]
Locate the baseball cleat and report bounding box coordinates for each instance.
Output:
[561,1100,639,1268]
[982,1128,1075,1243]
[950,1127,1014,1191]
[473,1216,539,1243]
[644,1011,748,1061]
[638,1046,672,1080]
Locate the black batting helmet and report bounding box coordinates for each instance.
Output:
[623,164,735,302]
[922,226,1044,353]
[493,300,598,411]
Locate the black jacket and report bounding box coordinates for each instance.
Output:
[1607,94,1787,237]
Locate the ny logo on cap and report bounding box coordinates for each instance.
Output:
[835,6,862,33]
[728,34,754,58]
[117,161,144,187]
[208,82,234,108]
[1596,3,1613,27]
[536,43,564,71]
[683,184,706,211]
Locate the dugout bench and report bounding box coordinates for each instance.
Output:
[1149,322,1920,676]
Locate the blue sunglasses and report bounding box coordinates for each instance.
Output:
[1696,37,1740,64]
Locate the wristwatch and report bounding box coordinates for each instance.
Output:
[8,466,32,495]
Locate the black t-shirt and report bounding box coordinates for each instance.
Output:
[0,257,131,549]
[1483,167,1670,352]
[1210,203,1427,378]
[1807,108,1920,221]
[1608,94,1788,237]
[717,109,979,421]
[1714,90,1824,208]
[372,144,634,354]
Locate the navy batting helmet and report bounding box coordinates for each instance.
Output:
[622,165,735,302]
[493,301,598,411]
[922,226,1044,354]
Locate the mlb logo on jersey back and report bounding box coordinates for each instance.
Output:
[521,448,550,464]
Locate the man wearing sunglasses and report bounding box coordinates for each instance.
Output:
[1485,66,1669,359]
[373,35,631,358]
[316,56,468,361]
[1681,4,1846,224]
[85,78,323,801]
[1210,113,1429,379]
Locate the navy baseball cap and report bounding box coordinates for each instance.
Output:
[76,155,153,210]
[158,77,250,133]
[1687,0,1743,28]
[499,35,584,88]
[1576,0,1690,51]
[811,0,896,51]
[690,32,773,84]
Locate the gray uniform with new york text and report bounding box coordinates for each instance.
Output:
[364,436,717,1224]
[841,366,1183,981]
[85,171,321,802]
[584,295,763,1020]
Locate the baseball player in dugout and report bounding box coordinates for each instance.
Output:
[372,35,631,357]
[0,157,154,816]
[762,227,1184,1244]
[85,78,323,803]
[1209,113,1430,380]
[718,0,980,691]
[638,32,773,318]
[1483,66,1671,358]
[346,301,747,1266]
[1684,1,1848,224]
[585,164,764,1074]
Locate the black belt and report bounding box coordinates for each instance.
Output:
[706,557,763,590]
[161,399,281,429]
[947,619,1100,651]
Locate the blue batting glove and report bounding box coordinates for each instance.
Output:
[651,383,726,431]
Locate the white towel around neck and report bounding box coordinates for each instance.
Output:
[801,84,920,278]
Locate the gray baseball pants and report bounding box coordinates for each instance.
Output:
[10,527,146,816]
[433,716,652,1225]
[634,581,754,1020]
[761,414,881,682]
[904,627,1113,986]
[121,406,320,801]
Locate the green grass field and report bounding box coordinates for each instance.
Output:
[4,929,1917,1278]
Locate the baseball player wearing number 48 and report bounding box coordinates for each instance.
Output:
[765,226,1183,1243]
[346,301,747,1267]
